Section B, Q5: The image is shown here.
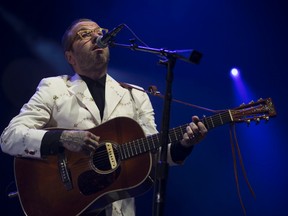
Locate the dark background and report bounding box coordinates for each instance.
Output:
[1,0,287,215]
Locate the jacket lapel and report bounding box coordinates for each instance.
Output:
[67,74,102,124]
[103,75,126,121]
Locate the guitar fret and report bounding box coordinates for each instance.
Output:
[148,138,153,150]
[209,116,215,128]
[123,144,128,159]
[216,111,230,126]
[128,142,133,157]
[136,141,142,154]
[170,128,177,143]
[169,128,175,143]
[179,125,186,140]
[146,139,151,151]
[202,117,209,129]
[143,140,146,152]
[139,139,144,152]
[228,110,233,122]
[168,133,172,143]
[150,136,156,149]
[133,141,138,155]
[118,146,124,160]
[155,134,160,144]
[218,113,223,125]
[142,139,146,153]
[123,144,127,159]
[146,136,153,151]
[127,143,131,158]
[137,139,142,153]
[204,116,213,129]
[172,128,177,142]
[211,116,217,128]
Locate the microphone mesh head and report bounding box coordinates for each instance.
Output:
[95,36,107,48]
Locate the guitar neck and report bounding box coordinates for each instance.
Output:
[201,110,233,130]
[119,110,232,160]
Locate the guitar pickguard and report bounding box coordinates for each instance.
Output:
[78,167,121,196]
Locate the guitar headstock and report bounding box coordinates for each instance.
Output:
[230,98,276,124]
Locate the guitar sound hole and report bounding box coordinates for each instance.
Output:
[92,144,120,172]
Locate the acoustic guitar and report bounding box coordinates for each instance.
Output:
[14,98,276,216]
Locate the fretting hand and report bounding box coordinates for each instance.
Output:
[180,116,207,147]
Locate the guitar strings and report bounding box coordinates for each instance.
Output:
[67,135,160,171]
[70,111,233,171]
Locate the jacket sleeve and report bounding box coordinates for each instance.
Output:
[0,77,58,158]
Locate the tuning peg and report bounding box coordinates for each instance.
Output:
[249,100,255,104]
[255,118,260,124]
[257,98,263,102]
[264,116,270,122]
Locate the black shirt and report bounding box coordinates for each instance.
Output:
[80,74,106,120]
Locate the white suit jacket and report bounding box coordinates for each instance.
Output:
[1,73,158,158]
[1,73,179,216]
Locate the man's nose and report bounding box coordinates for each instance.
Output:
[91,33,101,45]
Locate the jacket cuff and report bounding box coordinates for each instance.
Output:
[40,130,64,156]
[170,141,194,164]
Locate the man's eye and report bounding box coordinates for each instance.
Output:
[81,31,92,38]
[97,29,104,36]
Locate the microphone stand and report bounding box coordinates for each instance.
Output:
[152,55,175,216]
[110,40,202,216]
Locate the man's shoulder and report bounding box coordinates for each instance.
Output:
[41,75,72,83]
[39,75,77,87]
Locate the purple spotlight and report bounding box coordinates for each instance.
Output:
[230,68,239,77]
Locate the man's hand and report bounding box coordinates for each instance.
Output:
[180,116,207,147]
[59,130,100,153]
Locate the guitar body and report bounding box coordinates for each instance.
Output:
[14,117,153,216]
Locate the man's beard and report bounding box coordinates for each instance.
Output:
[77,50,109,72]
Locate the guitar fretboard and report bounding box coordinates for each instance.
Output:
[118,110,233,160]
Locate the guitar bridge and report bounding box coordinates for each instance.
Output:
[58,152,73,190]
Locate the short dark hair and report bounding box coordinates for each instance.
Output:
[61,18,93,52]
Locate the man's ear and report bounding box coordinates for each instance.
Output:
[65,51,75,65]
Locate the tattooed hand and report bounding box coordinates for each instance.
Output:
[59,130,100,153]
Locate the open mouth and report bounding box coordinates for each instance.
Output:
[92,46,105,53]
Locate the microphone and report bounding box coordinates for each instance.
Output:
[96,24,125,48]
